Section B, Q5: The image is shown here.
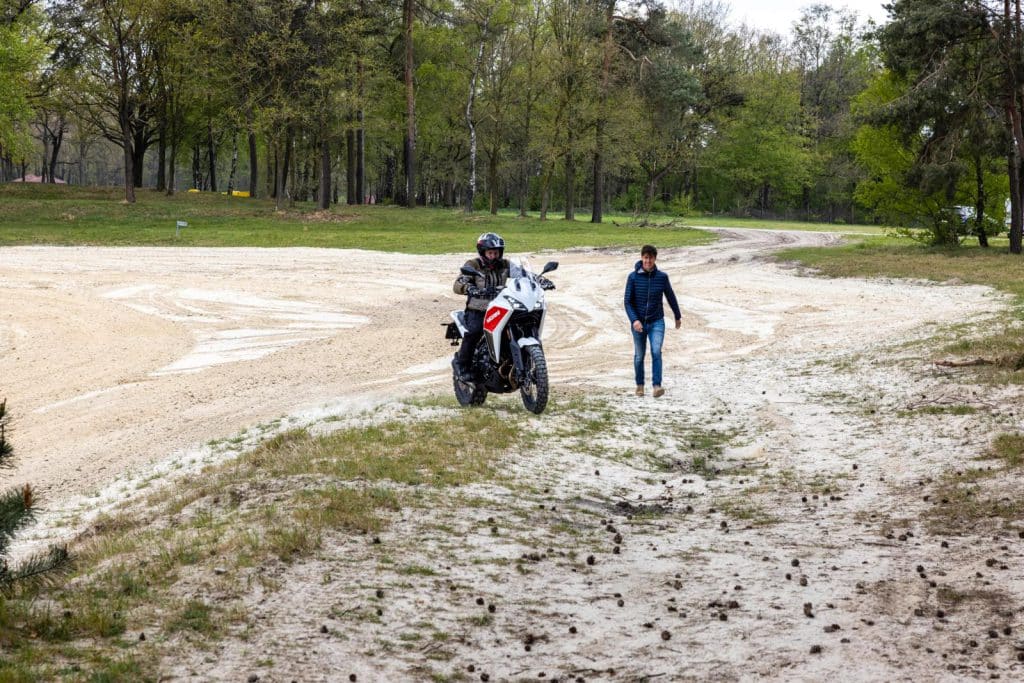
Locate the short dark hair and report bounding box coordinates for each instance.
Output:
[641,244,657,258]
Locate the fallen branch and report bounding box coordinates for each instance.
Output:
[934,358,995,368]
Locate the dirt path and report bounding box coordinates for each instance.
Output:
[2,230,1022,680]
[1,230,842,500]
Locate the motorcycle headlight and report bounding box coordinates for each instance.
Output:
[509,299,528,311]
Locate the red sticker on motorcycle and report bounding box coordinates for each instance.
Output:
[483,306,510,333]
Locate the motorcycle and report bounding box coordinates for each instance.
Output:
[443,258,558,414]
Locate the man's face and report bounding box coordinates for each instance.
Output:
[484,249,500,261]
[641,253,656,271]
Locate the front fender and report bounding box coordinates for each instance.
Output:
[517,336,541,348]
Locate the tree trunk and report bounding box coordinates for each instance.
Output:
[281,127,293,203]
[1013,153,1024,254]
[192,144,201,189]
[287,132,296,207]
[346,125,356,204]
[592,0,615,224]
[41,131,50,183]
[564,147,575,221]
[207,121,217,192]
[227,131,239,196]
[403,0,416,208]
[540,164,551,220]
[49,122,63,183]
[156,121,166,192]
[167,140,177,196]
[464,13,491,214]
[488,148,499,215]
[356,112,365,204]
[319,138,331,210]
[1009,151,1021,253]
[248,128,258,198]
[121,116,136,203]
[275,142,286,211]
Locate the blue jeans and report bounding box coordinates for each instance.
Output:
[631,318,665,386]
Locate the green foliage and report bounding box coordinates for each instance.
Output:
[704,57,811,214]
[850,70,1008,246]
[0,402,70,592]
[0,5,46,158]
[872,0,1015,248]
[0,400,10,460]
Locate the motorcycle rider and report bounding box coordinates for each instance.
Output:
[452,232,510,381]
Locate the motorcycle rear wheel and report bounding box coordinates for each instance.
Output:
[453,375,487,407]
[519,345,549,414]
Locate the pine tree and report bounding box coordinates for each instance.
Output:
[0,399,70,590]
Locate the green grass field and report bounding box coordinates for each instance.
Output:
[777,236,1024,302]
[0,183,893,252]
[0,183,723,252]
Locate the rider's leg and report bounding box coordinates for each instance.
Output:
[455,310,484,379]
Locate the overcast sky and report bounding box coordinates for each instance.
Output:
[723,0,889,35]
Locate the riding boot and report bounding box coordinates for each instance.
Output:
[452,356,472,382]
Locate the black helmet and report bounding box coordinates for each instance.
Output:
[476,232,505,268]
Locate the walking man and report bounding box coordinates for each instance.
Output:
[624,245,682,397]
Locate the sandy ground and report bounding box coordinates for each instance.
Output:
[2,229,1023,681]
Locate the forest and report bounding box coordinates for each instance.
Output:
[1,0,1023,252]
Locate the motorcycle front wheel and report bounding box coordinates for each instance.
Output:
[519,345,549,414]
[453,374,487,407]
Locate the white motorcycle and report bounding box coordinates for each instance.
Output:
[444,259,558,414]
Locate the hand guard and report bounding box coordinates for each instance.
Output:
[538,277,555,291]
[467,285,500,299]
[456,274,473,286]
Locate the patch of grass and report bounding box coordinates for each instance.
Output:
[901,404,979,416]
[936,586,1008,613]
[397,564,438,577]
[0,184,715,251]
[167,599,216,635]
[717,498,779,526]
[926,432,1024,532]
[991,432,1024,467]
[294,486,401,534]
[265,525,322,562]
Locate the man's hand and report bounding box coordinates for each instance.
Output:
[632,320,643,333]
[675,318,682,330]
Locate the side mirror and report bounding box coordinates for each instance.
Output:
[541,261,558,275]
[461,265,484,278]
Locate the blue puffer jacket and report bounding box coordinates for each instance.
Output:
[624,260,682,325]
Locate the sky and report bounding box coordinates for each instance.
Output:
[723,0,889,36]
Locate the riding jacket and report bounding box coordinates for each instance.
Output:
[454,257,510,312]
[624,260,682,325]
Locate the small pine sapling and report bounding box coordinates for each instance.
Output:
[0,399,70,590]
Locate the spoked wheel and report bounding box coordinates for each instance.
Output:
[453,373,487,407]
[519,345,549,414]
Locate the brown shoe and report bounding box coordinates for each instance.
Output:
[653,386,665,398]
[635,386,644,397]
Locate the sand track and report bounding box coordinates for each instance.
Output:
[0,230,997,500]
